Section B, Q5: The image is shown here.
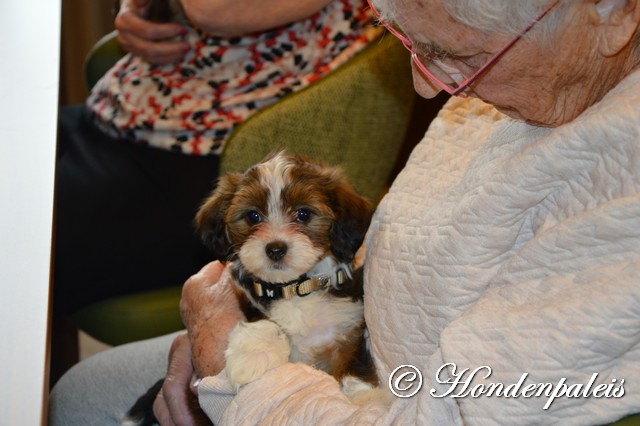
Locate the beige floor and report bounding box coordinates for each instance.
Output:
[78,330,112,360]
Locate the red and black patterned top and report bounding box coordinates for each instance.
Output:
[87,0,382,155]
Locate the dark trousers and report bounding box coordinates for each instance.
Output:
[53,104,220,316]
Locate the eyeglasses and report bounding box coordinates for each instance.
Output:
[368,0,560,97]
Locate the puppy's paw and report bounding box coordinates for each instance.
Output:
[341,376,394,406]
[225,320,290,392]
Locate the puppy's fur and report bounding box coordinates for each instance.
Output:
[195,151,377,393]
[122,152,379,425]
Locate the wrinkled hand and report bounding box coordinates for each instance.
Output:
[153,261,245,425]
[115,0,189,64]
[153,333,211,426]
[180,261,246,378]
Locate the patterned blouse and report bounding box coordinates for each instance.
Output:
[87,0,382,155]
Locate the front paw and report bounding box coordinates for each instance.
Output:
[224,320,290,391]
[341,376,394,406]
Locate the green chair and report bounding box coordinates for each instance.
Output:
[83,31,127,91]
[71,31,416,346]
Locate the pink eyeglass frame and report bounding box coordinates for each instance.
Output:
[368,0,560,97]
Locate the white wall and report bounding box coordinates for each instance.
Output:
[0,1,60,424]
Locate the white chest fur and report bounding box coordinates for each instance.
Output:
[268,291,364,365]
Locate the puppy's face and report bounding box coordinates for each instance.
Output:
[195,153,372,283]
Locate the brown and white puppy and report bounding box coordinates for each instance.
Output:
[122,152,378,425]
[195,151,378,394]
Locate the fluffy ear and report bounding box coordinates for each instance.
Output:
[194,172,243,260]
[328,180,373,263]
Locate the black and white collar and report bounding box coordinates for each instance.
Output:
[251,269,347,300]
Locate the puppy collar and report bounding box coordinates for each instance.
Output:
[252,269,346,300]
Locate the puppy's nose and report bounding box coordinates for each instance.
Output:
[266,241,288,261]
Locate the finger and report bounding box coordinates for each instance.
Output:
[116,31,189,64]
[152,390,176,426]
[197,261,226,283]
[182,261,227,295]
[131,0,151,8]
[161,334,211,425]
[180,261,242,325]
[119,0,150,9]
[162,334,195,424]
[116,8,187,42]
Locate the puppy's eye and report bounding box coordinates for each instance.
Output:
[245,210,262,225]
[295,208,312,223]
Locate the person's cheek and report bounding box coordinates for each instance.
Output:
[411,61,443,98]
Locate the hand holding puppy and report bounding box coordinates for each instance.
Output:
[152,261,245,425]
[152,333,211,426]
[180,261,246,378]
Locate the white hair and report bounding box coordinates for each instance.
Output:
[371,0,570,46]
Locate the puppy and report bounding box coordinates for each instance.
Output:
[122,151,378,425]
[194,151,377,394]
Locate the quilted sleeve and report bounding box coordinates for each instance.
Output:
[198,359,465,425]
[439,195,640,426]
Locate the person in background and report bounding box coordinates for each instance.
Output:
[50,0,640,424]
[52,0,380,381]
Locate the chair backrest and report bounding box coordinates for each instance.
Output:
[84,31,126,90]
[220,36,415,202]
[84,32,416,202]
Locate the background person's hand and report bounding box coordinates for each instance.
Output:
[115,0,189,64]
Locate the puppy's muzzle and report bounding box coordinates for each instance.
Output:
[266,241,288,261]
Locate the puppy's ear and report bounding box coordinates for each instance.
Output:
[194,172,243,260]
[328,180,373,263]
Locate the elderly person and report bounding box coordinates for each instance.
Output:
[49,0,640,424]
